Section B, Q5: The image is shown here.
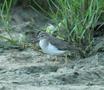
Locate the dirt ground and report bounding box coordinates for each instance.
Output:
[0,6,104,90]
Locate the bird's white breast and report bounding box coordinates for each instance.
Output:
[39,39,65,55]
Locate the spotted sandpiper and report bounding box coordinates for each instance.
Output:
[36,31,79,63]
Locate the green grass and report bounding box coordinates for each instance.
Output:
[0,0,26,48]
[46,0,102,52]
[0,0,104,54]
[21,0,103,55]
[0,0,14,42]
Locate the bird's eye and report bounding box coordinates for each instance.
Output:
[37,32,48,39]
[38,33,44,38]
[40,34,44,37]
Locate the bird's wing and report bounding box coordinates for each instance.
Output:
[48,35,76,50]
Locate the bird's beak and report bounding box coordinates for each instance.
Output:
[31,36,39,43]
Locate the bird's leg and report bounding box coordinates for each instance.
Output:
[46,55,51,60]
[64,54,68,64]
[53,56,59,64]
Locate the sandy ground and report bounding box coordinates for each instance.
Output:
[0,48,104,90]
[0,6,104,90]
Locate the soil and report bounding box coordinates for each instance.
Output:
[0,6,104,90]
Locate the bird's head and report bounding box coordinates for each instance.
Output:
[36,31,49,41]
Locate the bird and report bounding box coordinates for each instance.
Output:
[36,31,79,63]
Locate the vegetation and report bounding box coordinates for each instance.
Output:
[0,0,104,55]
[0,0,27,49]
[32,0,104,54]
